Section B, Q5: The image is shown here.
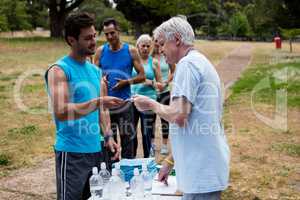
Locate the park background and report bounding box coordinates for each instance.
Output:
[0,0,299,199]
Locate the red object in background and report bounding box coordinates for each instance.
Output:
[274,36,282,49]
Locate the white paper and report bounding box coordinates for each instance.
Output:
[151,175,178,195]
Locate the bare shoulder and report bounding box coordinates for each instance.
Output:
[47,65,66,82]
[129,45,139,60]
[95,45,104,56]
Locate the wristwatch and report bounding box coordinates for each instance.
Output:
[104,131,113,142]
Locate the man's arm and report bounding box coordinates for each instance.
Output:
[133,95,192,127]
[47,66,123,121]
[99,77,120,160]
[129,46,145,84]
[93,46,103,66]
[111,46,145,90]
[99,78,111,134]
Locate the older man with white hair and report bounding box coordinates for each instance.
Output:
[133,16,230,200]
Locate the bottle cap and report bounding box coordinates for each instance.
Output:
[133,168,139,176]
[92,167,98,175]
[101,162,106,170]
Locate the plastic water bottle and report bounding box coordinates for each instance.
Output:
[99,162,111,199]
[130,168,144,200]
[114,162,125,182]
[89,167,103,199]
[107,168,125,200]
[142,163,152,198]
[99,162,111,185]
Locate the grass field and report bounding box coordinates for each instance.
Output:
[0,36,299,199]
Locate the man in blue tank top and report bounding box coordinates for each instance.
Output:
[94,18,145,159]
[45,13,124,200]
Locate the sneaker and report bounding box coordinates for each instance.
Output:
[160,144,169,155]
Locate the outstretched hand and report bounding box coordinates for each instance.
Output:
[132,95,156,112]
[112,78,129,90]
[101,96,124,109]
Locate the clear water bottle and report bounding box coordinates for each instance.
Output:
[114,162,125,182]
[107,168,125,200]
[90,167,103,199]
[130,168,144,200]
[142,163,152,198]
[99,162,111,200]
[99,162,111,185]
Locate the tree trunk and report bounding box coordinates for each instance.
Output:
[47,0,85,38]
[49,0,67,38]
[49,12,66,38]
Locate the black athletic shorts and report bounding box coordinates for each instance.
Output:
[55,151,103,200]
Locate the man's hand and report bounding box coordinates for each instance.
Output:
[133,95,156,112]
[158,161,173,185]
[101,96,124,109]
[112,78,129,90]
[105,137,121,161]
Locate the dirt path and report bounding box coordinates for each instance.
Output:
[0,44,253,200]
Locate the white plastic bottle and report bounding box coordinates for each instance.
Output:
[130,168,144,200]
[89,167,103,200]
[108,168,125,200]
[99,162,111,200]
[141,163,152,198]
[114,162,125,182]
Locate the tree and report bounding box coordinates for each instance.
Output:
[113,0,153,37]
[48,0,84,38]
[78,0,130,33]
[281,28,300,52]
[0,0,32,32]
[229,12,251,38]
[26,0,48,29]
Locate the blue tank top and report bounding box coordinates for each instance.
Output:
[45,56,102,153]
[158,55,170,93]
[131,56,157,100]
[99,43,133,100]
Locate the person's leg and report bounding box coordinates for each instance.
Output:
[140,110,156,158]
[55,151,63,200]
[118,102,136,159]
[159,91,170,154]
[109,109,119,143]
[81,152,103,200]
[182,191,222,200]
[132,104,140,158]
[55,151,100,200]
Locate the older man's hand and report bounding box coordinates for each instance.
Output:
[133,95,156,112]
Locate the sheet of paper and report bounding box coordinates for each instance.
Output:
[152,175,178,195]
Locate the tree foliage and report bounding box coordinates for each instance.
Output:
[78,0,130,33]
[0,0,32,32]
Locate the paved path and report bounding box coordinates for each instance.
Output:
[0,44,253,200]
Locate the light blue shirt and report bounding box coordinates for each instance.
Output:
[45,56,102,153]
[170,50,230,193]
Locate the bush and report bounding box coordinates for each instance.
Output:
[229,12,251,37]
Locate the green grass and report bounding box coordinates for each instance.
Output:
[0,153,10,166]
[230,60,300,107]
[271,143,300,157]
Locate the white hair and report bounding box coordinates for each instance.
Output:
[136,34,152,47]
[153,16,194,45]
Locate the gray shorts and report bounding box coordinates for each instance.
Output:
[55,151,103,200]
[182,191,221,200]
